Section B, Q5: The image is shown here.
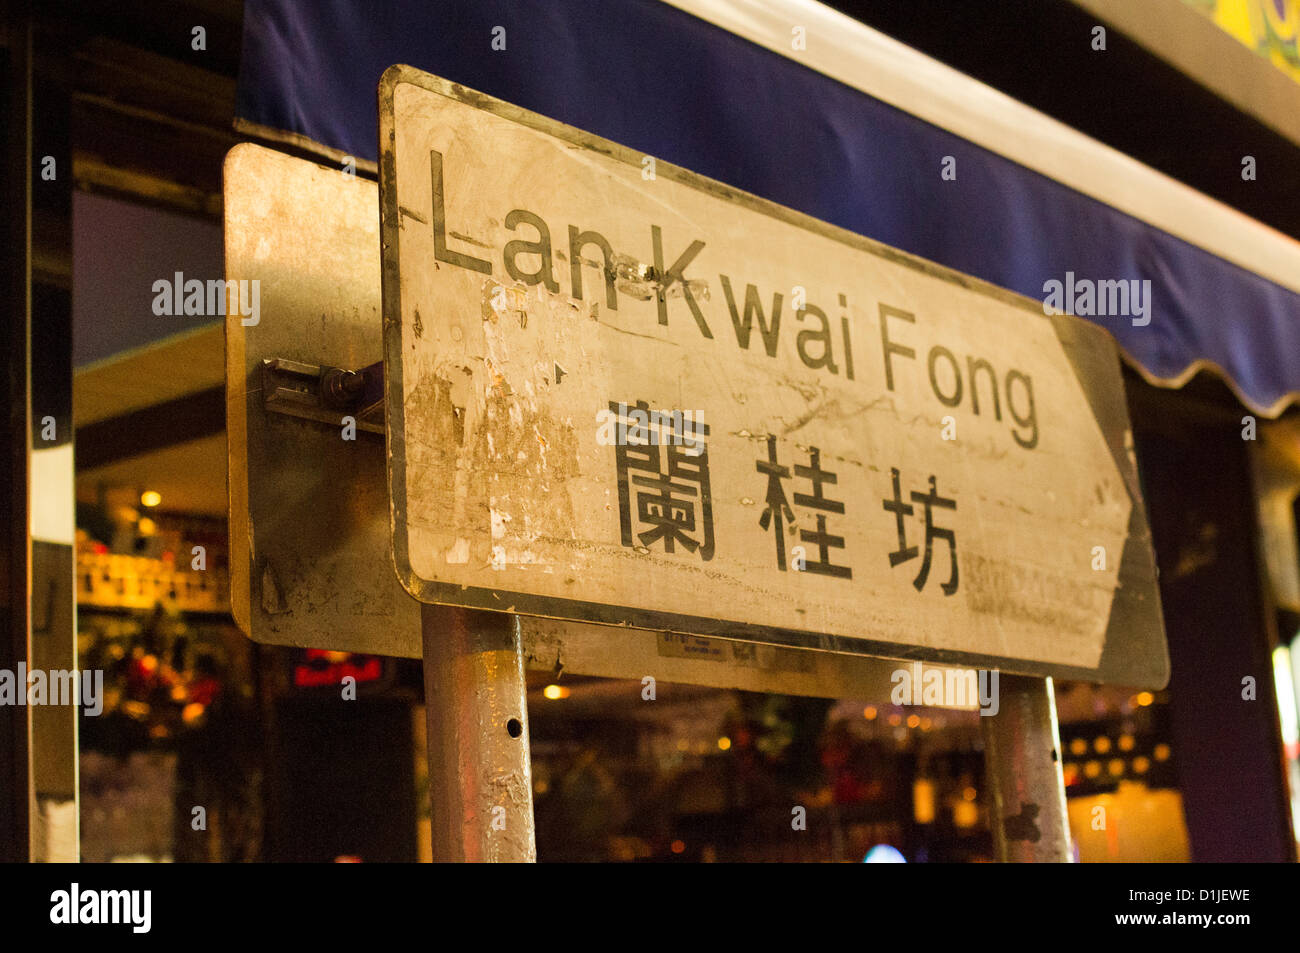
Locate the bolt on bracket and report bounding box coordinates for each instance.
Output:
[261,357,385,434]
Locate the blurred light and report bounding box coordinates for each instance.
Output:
[1084,761,1101,779]
[863,705,877,720]
[913,778,936,824]
[1094,736,1112,754]
[1275,642,1300,836]
[1108,758,1125,777]
[1272,646,1298,748]
[670,840,685,854]
[1118,734,1135,752]
[1154,743,1171,762]
[1069,738,1087,756]
[920,717,932,731]
[140,490,162,508]
[542,684,569,700]
[863,844,906,863]
[1063,764,1080,786]
[952,799,979,829]
[534,779,549,795]
[962,786,977,802]
[136,518,157,536]
[1133,756,1150,774]
[906,714,921,729]
[676,739,689,752]
[717,736,731,751]
[1136,692,1155,707]
[887,713,902,727]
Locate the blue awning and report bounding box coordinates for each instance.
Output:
[235,0,1300,417]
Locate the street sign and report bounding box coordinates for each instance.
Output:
[378,67,1167,686]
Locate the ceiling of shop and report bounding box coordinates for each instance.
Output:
[75,323,223,426]
[76,433,227,517]
[75,322,227,518]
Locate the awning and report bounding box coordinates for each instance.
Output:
[234,0,1300,417]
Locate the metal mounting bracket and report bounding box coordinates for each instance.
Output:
[261,357,384,434]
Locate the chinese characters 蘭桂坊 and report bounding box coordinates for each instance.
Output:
[610,407,958,596]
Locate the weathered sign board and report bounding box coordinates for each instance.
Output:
[378,66,1168,686]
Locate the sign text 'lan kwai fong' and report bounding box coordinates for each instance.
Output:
[428,148,1042,456]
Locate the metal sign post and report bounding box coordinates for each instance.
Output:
[982,674,1073,862]
[422,605,535,862]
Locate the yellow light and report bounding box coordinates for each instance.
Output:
[1154,743,1171,762]
[863,705,877,720]
[906,714,921,729]
[1069,738,1088,756]
[717,736,731,751]
[676,739,689,752]
[137,518,157,536]
[913,778,936,824]
[920,717,932,731]
[952,799,979,829]
[140,490,162,508]
[1094,736,1112,754]
[1118,734,1135,752]
[1108,758,1125,777]
[887,713,902,727]
[1084,761,1101,779]
[542,684,569,700]
[1137,692,1155,707]
[1133,756,1150,774]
